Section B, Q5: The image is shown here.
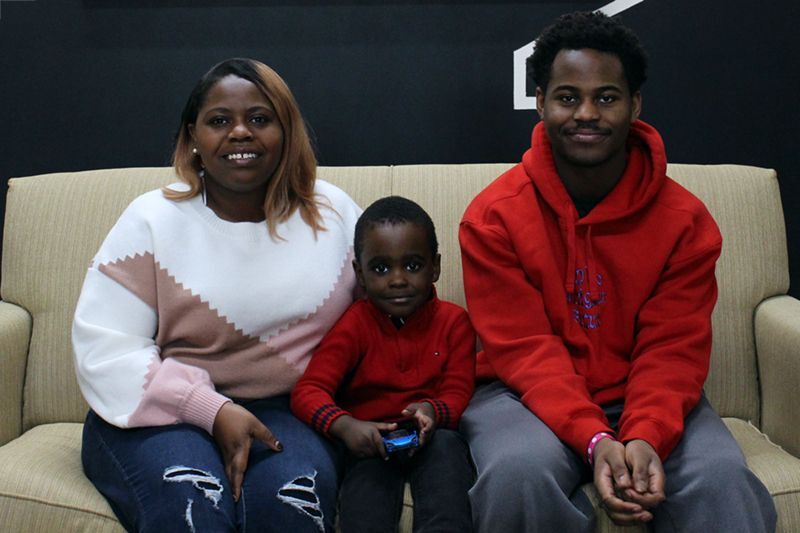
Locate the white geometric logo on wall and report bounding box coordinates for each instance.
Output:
[513,0,648,110]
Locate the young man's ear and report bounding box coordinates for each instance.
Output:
[535,87,545,119]
[630,91,642,123]
[352,259,366,289]
[432,253,441,284]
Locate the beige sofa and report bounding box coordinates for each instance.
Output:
[0,163,799,532]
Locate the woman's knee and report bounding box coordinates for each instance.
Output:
[243,445,339,532]
[146,474,237,532]
[82,414,237,531]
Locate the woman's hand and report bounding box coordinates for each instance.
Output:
[330,415,397,459]
[212,402,282,502]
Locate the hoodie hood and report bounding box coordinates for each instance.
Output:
[522,119,668,225]
[521,119,668,293]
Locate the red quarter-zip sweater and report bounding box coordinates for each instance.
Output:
[291,294,476,434]
[459,120,722,461]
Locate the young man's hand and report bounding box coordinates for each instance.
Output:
[621,439,665,509]
[329,415,397,460]
[212,402,282,502]
[401,401,436,447]
[592,438,657,525]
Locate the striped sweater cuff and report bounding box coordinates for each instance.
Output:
[310,403,348,435]
[424,399,452,429]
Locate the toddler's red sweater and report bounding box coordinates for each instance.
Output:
[291,294,475,435]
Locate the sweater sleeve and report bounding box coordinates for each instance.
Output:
[460,218,612,457]
[619,220,722,461]
[422,309,476,429]
[290,305,363,435]
[72,201,229,434]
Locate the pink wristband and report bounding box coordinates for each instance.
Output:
[587,431,616,465]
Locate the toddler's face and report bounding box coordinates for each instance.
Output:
[354,222,440,319]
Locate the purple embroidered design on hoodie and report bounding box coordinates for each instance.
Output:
[567,267,606,330]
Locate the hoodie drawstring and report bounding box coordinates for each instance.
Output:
[565,222,600,305]
[585,225,598,299]
[564,215,577,294]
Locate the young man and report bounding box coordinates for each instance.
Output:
[458,11,776,532]
[292,196,475,532]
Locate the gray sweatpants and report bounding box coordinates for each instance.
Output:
[461,381,776,532]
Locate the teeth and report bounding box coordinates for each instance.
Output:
[226,153,257,160]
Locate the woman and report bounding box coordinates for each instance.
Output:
[73,58,361,532]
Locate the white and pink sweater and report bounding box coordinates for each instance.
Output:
[73,180,360,434]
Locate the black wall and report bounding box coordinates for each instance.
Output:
[2,1,799,295]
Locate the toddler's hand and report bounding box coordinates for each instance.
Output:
[401,402,436,448]
[330,415,397,460]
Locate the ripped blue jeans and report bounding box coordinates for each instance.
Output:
[82,395,339,533]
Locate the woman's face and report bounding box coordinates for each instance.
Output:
[189,75,284,198]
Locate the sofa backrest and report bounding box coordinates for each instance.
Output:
[2,169,181,430]
[0,163,788,432]
[665,164,788,425]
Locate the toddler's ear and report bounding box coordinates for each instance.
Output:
[352,259,366,289]
[432,253,442,283]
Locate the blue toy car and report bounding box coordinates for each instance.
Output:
[383,429,419,453]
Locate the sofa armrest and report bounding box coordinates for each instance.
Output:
[0,301,32,446]
[755,295,800,457]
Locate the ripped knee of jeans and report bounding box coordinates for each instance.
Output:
[163,466,224,509]
[277,470,325,532]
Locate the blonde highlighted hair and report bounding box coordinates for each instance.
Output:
[168,58,324,237]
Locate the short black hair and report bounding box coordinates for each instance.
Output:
[354,196,438,262]
[528,11,648,94]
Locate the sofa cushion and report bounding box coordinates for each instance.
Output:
[726,417,800,532]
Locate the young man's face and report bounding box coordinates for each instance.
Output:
[536,48,641,171]
[354,222,441,319]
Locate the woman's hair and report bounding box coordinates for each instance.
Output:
[168,58,324,237]
[528,11,648,94]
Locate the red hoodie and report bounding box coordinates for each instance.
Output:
[459,120,722,461]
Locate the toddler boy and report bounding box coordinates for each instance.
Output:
[291,196,475,532]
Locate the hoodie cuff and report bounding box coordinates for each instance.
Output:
[562,416,614,463]
[619,421,672,462]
